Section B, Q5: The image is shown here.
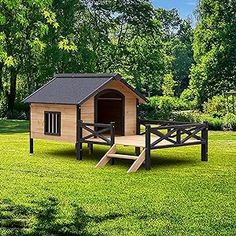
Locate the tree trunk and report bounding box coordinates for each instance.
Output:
[0,63,3,93]
[6,68,17,119]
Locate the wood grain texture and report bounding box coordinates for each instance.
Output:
[96,144,116,168]
[30,80,145,142]
[80,80,139,136]
[127,149,146,173]
[31,103,77,143]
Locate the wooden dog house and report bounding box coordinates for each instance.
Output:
[24,73,208,173]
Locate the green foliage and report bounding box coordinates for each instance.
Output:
[42,8,59,29]
[0,1,195,118]
[0,93,7,118]
[0,0,56,117]
[223,113,236,131]
[0,120,236,235]
[180,87,198,109]
[124,33,165,95]
[173,110,236,131]
[162,73,175,97]
[203,95,227,118]
[140,96,193,120]
[58,37,77,52]
[156,8,194,96]
[199,114,224,131]
[189,0,236,103]
[3,56,15,68]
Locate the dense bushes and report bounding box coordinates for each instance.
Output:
[223,113,236,131]
[140,95,236,131]
[140,96,195,120]
[203,95,226,118]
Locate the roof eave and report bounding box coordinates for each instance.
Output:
[23,76,56,104]
[114,74,148,103]
[78,73,147,105]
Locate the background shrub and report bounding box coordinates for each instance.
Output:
[140,96,194,120]
[199,115,224,131]
[223,113,236,131]
[203,95,227,118]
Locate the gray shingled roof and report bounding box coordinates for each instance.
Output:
[24,73,147,105]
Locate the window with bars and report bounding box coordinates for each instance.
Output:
[44,112,61,136]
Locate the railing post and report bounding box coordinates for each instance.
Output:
[135,117,141,155]
[110,122,115,145]
[29,105,34,154]
[76,119,83,160]
[201,121,208,161]
[110,122,115,165]
[145,124,151,170]
[176,128,181,144]
[135,146,141,156]
[30,138,34,154]
[88,143,93,155]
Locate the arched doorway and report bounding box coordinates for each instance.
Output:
[95,89,125,136]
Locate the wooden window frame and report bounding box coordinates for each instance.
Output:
[44,111,61,136]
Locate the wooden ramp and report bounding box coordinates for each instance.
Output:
[96,144,146,173]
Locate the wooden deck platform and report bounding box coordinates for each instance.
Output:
[87,134,200,148]
[77,120,208,172]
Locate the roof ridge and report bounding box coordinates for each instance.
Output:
[23,73,147,105]
[77,76,115,105]
[55,73,117,78]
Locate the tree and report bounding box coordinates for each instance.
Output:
[156,8,194,96]
[162,73,175,97]
[72,0,166,96]
[0,0,196,118]
[188,0,236,104]
[0,0,59,118]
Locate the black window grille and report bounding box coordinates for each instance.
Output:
[44,112,61,136]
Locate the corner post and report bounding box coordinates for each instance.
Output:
[145,124,151,170]
[30,138,34,154]
[76,105,83,160]
[201,121,208,161]
[110,122,115,165]
[88,143,93,155]
[135,147,141,156]
[135,99,141,155]
[29,104,34,154]
[176,129,181,144]
[110,122,115,146]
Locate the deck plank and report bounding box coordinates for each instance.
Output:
[86,135,198,148]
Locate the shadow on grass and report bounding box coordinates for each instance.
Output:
[0,197,124,236]
[0,197,189,236]
[151,156,197,169]
[0,120,28,134]
[45,145,197,170]
[45,146,107,162]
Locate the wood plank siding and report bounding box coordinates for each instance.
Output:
[30,80,144,143]
[81,80,141,136]
[31,103,77,142]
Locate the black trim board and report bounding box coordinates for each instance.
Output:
[76,105,81,142]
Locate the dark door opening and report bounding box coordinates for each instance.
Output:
[95,90,124,136]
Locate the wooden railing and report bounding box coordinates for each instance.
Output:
[76,120,115,160]
[78,120,115,146]
[138,119,208,170]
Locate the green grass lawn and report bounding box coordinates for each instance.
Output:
[0,120,236,235]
